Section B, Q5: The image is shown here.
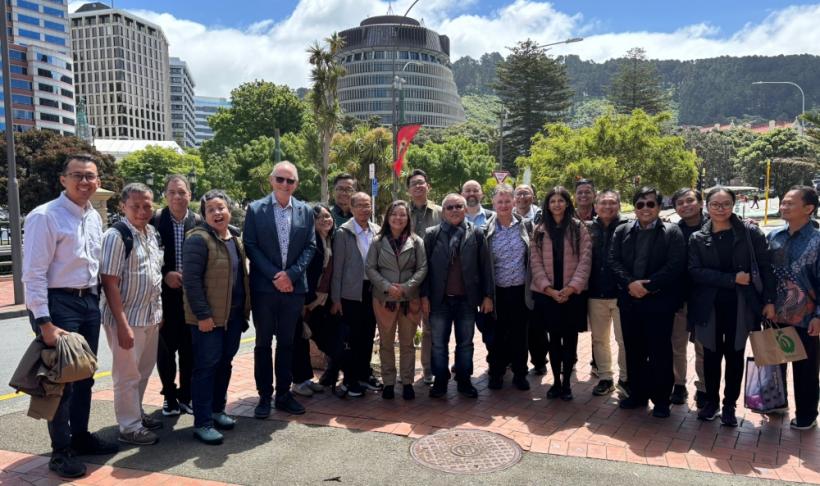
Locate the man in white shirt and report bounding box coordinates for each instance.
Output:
[462,180,494,229]
[23,154,118,479]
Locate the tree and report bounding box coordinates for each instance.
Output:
[771,157,819,199]
[607,48,668,115]
[804,110,820,148]
[331,126,392,214]
[117,145,208,195]
[308,32,346,203]
[678,128,737,186]
[736,128,816,186]
[494,39,572,167]
[517,109,697,197]
[0,131,121,213]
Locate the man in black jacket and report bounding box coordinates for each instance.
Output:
[608,187,686,418]
[153,175,199,417]
[421,193,494,399]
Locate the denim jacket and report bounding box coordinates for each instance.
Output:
[767,222,820,328]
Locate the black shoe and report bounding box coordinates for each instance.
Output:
[403,384,415,400]
[616,380,631,398]
[720,407,738,427]
[275,393,306,415]
[429,380,447,398]
[698,402,719,421]
[488,375,503,390]
[162,398,180,416]
[382,385,395,399]
[694,390,707,409]
[457,380,478,398]
[319,371,339,387]
[546,384,562,399]
[530,365,547,376]
[70,432,119,456]
[670,385,688,405]
[49,449,86,478]
[254,396,272,419]
[360,376,384,391]
[593,379,614,396]
[512,374,530,391]
[652,405,671,418]
[618,397,648,409]
[560,387,573,401]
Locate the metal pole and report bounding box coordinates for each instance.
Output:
[1,1,24,304]
[391,28,399,201]
[764,159,771,226]
[498,113,503,170]
[752,81,806,136]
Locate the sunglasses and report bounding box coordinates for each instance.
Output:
[635,200,657,210]
[444,204,464,211]
[274,176,296,185]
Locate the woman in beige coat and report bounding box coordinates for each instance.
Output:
[366,200,428,400]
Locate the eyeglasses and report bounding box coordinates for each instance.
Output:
[514,192,532,198]
[409,180,427,187]
[444,204,464,211]
[166,190,189,197]
[334,186,354,194]
[707,201,734,210]
[274,176,296,185]
[635,200,657,210]
[66,172,98,182]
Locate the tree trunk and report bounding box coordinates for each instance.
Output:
[320,130,332,203]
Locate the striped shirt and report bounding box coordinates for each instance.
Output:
[100,219,163,327]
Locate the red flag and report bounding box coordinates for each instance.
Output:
[393,124,422,177]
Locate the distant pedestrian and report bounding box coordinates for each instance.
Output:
[751,194,760,209]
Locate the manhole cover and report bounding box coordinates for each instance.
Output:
[410,428,522,474]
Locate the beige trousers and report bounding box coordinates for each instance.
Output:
[672,305,705,392]
[104,324,159,433]
[373,298,420,386]
[588,298,627,382]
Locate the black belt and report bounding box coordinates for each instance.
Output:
[50,287,98,297]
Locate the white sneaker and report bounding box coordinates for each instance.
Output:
[422,375,435,385]
[293,381,314,397]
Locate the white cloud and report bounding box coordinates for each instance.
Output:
[69,1,820,97]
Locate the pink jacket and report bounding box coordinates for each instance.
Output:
[530,222,592,294]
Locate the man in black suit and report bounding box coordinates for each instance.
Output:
[244,161,316,417]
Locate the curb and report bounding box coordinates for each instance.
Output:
[0,305,27,320]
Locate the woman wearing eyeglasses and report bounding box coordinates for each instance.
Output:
[530,186,592,400]
[365,200,427,400]
[688,187,775,426]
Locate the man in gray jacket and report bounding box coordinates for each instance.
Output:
[331,192,381,397]
[421,193,494,398]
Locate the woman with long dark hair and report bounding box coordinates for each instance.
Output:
[688,187,775,426]
[530,186,592,400]
[365,200,428,400]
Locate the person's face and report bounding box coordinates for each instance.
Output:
[351,195,372,224]
[315,207,333,236]
[121,191,154,231]
[334,178,355,208]
[493,193,514,218]
[780,190,814,222]
[60,160,99,206]
[269,165,299,199]
[674,190,702,220]
[548,194,568,220]
[388,205,409,234]
[164,179,191,214]
[575,184,594,208]
[442,197,466,225]
[595,194,619,221]
[706,191,734,224]
[634,193,661,226]
[408,175,429,201]
[462,182,482,207]
[514,187,533,210]
[204,197,231,234]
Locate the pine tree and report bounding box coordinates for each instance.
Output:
[608,47,668,115]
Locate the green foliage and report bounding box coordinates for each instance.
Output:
[736,128,817,185]
[331,126,392,214]
[567,97,615,128]
[0,131,121,213]
[452,52,504,95]
[770,157,819,199]
[804,111,820,148]
[117,145,208,195]
[607,48,668,115]
[517,109,697,197]
[495,39,573,167]
[461,94,503,127]
[678,128,737,185]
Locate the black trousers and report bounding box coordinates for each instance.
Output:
[535,293,585,385]
[703,299,744,409]
[528,308,548,368]
[487,285,529,378]
[157,285,192,404]
[779,324,820,423]
[341,282,376,385]
[292,301,346,384]
[253,291,303,398]
[620,304,675,407]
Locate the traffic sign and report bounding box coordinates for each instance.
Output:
[493,171,510,184]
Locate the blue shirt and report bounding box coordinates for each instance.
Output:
[768,222,820,328]
[466,207,494,229]
[490,219,526,287]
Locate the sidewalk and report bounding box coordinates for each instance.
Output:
[0,277,26,319]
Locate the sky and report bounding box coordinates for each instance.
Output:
[68,1,820,98]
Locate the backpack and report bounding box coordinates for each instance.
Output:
[111,221,162,259]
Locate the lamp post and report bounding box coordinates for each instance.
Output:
[187,169,198,200]
[752,81,806,135]
[533,37,584,50]
[391,1,422,199]
[498,109,508,170]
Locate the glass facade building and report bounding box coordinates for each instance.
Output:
[193,95,230,146]
[170,57,196,147]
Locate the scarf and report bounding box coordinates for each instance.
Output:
[440,220,466,262]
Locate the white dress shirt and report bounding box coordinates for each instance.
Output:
[22,192,103,319]
[353,220,373,280]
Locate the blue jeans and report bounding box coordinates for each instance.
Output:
[429,296,476,382]
[190,310,243,428]
[29,290,101,451]
[252,291,303,398]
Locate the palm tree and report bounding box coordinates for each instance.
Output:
[308,32,346,203]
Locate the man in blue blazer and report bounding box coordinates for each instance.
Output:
[243,161,316,417]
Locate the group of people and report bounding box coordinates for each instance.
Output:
[21,153,820,480]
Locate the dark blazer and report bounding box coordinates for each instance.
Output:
[243,195,316,295]
[608,219,686,313]
[152,207,199,277]
[687,215,775,351]
[586,215,629,299]
[421,221,493,310]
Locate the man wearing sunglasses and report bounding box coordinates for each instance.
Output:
[608,187,686,418]
[244,161,316,417]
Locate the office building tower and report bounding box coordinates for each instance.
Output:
[193,95,230,146]
[170,57,195,147]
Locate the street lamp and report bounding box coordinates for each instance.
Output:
[188,169,198,199]
[752,81,806,135]
[533,37,584,50]
[498,109,509,169]
[391,1,422,199]
[146,172,154,187]
[395,61,421,125]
